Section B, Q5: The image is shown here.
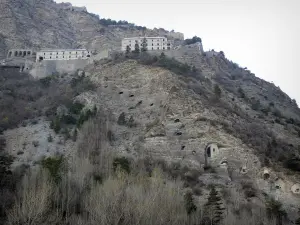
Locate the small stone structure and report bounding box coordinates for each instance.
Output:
[205,50,221,57]
[240,165,248,174]
[204,142,219,168]
[219,157,228,168]
[58,2,87,12]
[263,168,270,179]
[274,178,286,192]
[291,184,300,195]
[7,49,36,58]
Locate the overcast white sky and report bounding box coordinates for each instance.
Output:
[56,0,300,104]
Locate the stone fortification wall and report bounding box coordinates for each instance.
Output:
[30,59,89,78]
[89,49,110,62]
[57,2,87,12]
[147,43,204,69]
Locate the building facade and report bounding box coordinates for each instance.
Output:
[121,37,172,52]
[36,49,91,62]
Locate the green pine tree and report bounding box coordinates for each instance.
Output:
[72,128,78,142]
[141,38,147,52]
[133,43,140,54]
[53,116,61,134]
[214,84,222,99]
[296,208,300,225]
[184,191,197,215]
[125,45,131,57]
[202,185,224,225]
[266,198,287,225]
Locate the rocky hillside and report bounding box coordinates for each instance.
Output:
[0,0,179,58]
[1,1,300,224]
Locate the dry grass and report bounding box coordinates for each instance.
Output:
[84,169,200,225]
[6,170,54,225]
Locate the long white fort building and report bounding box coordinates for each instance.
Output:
[121,37,172,52]
[36,49,91,62]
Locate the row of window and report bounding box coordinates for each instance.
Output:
[129,39,166,43]
[127,43,170,47]
[127,46,171,50]
[43,51,87,55]
[43,55,88,59]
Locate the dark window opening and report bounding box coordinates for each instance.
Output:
[220,160,228,165]
[39,57,43,61]
[296,188,299,192]
[50,56,52,59]
[14,51,18,57]
[27,51,31,55]
[175,131,182,136]
[157,47,159,50]
[207,147,211,157]
[150,103,154,106]
[119,91,124,94]
[174,119,180,123]
[129,94,134,97]
[263,173,270,180]
[8,52,12,57]
[87,55,90,57]
[181,146,185,150]
[163,47,165,50]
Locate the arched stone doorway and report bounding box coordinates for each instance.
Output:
[204,142,219,168]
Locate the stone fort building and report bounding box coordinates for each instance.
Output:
[36,49,91,62]
[121,37,172,52]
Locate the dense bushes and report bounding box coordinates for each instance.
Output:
[284,158,300,171]
[184,36,202,45]
[99,18,146,30]
[0,69,95,132]
[41,156,64,183]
